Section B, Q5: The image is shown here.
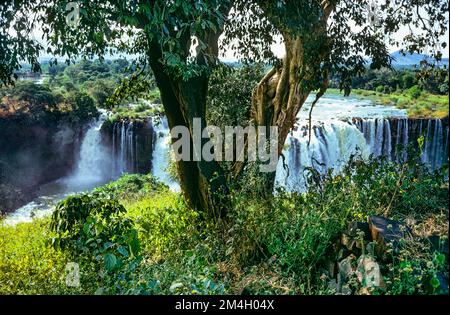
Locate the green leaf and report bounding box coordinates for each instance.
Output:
[430,276,440,289]
[435,253,446,266]
[129,238,141,257]
[104,253,117,271]
[103,242,114,250]
[117,246,129,258]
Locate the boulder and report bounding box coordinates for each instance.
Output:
[348,221,371,240]
[337,254,356,292]
[368,215,411,254]
[341,233,356,251]
[327,279,338,294]
[355,255,384,292]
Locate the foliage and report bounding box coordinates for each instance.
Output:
[107,101,163,123]
[331,67,449,97]
[0,80,101,123]
[206,64,264,128]
[0,219,75,294]
[327,88,449,118]
[93,173,168,200]
[382,237,449,295]
[407,85,422,99]
[1,153,448,295]
[66,91,99,121]
[2,81,57,105]
[50,193,141,274]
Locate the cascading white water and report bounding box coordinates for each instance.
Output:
[276,115,449,193]
[275,120,370,191]
[64,110,111,190]
[151,116,180,191]
[144,94,448,193]
[5,111,112,225]
[111,120,141,176]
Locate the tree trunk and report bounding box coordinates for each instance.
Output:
[247,34,329,193]
[148,50,229,219]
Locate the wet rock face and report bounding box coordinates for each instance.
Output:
[0,116,86,213]
[100,118,155,175]
[368,215,412,256]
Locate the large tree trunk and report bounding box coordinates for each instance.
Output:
[240,1,333,193]
[246,33,330,192]
[144,2,332,214]
[147,37,229,218]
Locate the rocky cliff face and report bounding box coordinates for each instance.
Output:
[0,100,89,213]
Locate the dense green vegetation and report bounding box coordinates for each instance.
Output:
[329,67,449,118]
[1,1,448,299]
[1,59,164,124]
[1,153,448,295]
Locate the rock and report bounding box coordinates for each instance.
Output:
[340,284,352,295]
[348,221,371,240]
[327,280,338,294]
[341,233,356,251]
[368,215,411,254]
[327,260,337,278]
[355,255,383,291]
[337,254,356,291]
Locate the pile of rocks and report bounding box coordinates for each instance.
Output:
[326,216,412,295]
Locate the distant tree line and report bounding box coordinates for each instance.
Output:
[330,67,449,96]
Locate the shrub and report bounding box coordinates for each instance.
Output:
[375,85,385,93]
[50,193,141,273]
[9,81,57,105]
[67,91,99,121]
[0,219,75,294]
[407,85,422,99]
[94,173,168,200]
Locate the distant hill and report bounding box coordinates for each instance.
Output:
[390,50,449,67]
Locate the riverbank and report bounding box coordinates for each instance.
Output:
[326,88,449,119]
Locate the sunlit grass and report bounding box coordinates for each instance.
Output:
[327,88,449,118]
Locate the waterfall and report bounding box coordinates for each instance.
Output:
[275,120,369,191]
[384,119,392,161]
[64,111,111,190]
[277,117,449,192]
[150,116,180,191]
[402,119,409,162]
[111,120,140,176]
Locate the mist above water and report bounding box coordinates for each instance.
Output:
[63,110,112,191]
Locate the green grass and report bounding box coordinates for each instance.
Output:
[1,156,448,295]
[326,88,449,119]
[108,101,163,123]
[0,218,89,294]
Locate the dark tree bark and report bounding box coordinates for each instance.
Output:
[144,6,232,218]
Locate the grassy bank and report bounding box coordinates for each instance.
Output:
[1,156,448,295]
[326,88,449,119]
